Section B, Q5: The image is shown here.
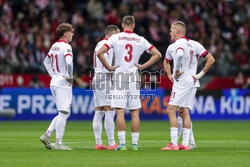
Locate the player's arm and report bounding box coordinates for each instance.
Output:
[136,47,162,70]
[193,53,215,81]
[163,59,173,82]
[43,55,53,78]
[97,45,119,71]
[174,48,184,79]
[63,56,73,84]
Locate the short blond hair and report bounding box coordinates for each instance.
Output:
[56,23,74,38]
[122,15,135,26]
[172,21,186,35]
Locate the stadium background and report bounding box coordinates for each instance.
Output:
[0,1,249,167]
[0,0,249,120]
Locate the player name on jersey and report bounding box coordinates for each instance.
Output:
[118,36,140,42]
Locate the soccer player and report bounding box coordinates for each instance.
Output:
[97,15,162,150]
[92,25,120,150]
[162,21,215,150]
[40,23,74,150]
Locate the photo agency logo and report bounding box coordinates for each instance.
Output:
[89,70,165,99]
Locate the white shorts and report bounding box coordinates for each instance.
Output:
[169,80,197,110]
[50,86,72,112]
[111,81,141,110]
[92,73,112,107]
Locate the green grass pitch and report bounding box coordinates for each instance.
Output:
[0,121,249,167]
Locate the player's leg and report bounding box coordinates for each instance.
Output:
[177,109,183,141]
[93,107,106,149]
[115,108,127,150]
[130,109,141,150]
[127,81,141,150]
[52,87,73,150]
[161,104,179,150]
[104,106,118,150]
[178,107,191,150]
[40,86,57,149]
[178,109,196,150]
[54,110,72,150]
[188,87,197,149]
[189,121,197,149]
[47,116,58,136]
[111,81,127,150]
[92,79,108,149]
[102,77,117,149]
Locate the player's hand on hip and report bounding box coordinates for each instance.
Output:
[109,65,119,71]
[192,76,197,82]
[168,74,174,82]
[174,71,184,80]
[135,64,145,70]
[63,76,73,85]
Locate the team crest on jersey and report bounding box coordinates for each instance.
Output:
[67,49,72,53]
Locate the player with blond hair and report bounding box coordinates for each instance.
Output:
[162,21,215,150]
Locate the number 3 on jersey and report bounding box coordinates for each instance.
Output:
[125,44,133,62]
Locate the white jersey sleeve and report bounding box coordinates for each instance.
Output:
[104,35,115,50]
[43,55,53,77]
[165,44,174,62]
[94,39,114,73]
[64,45,73,57]
[194,41,208,58]
[141,37,154,53]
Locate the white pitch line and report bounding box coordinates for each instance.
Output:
[64,141,93,144]
[216,150,250,153]
[198,140,250,144]
[64,140,250,144]
[141,140,169,143]
[74,146,95,149]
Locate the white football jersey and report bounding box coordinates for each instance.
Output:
[104,31,154,81]
[165,37,208,87]
[47,40,73,88]
[94,38,114,73]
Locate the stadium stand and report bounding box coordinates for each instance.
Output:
[0,0,249,88]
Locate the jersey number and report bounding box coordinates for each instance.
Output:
[125,44,133,62]
[170,92,175,100]
[50,54,60,72]
[189,50,194,68]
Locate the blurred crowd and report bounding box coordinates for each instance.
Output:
[0,0,249,77]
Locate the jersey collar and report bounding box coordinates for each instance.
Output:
[180,36,189,41]
[123,31,134,33]
[57,40,68,43]
[103,38,108,40]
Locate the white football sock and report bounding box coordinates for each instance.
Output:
[177,116,183,141]
[132,132,139,145]
[104,110,116,146]
[170,127,178,146]
[182,128,191,147]
[93,110,105,146]
[190,122,196,145]
[118,131,126,145]
[56,112,69,145]
[46,115,58,137]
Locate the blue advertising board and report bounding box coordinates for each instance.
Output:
[0,88,249,120]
